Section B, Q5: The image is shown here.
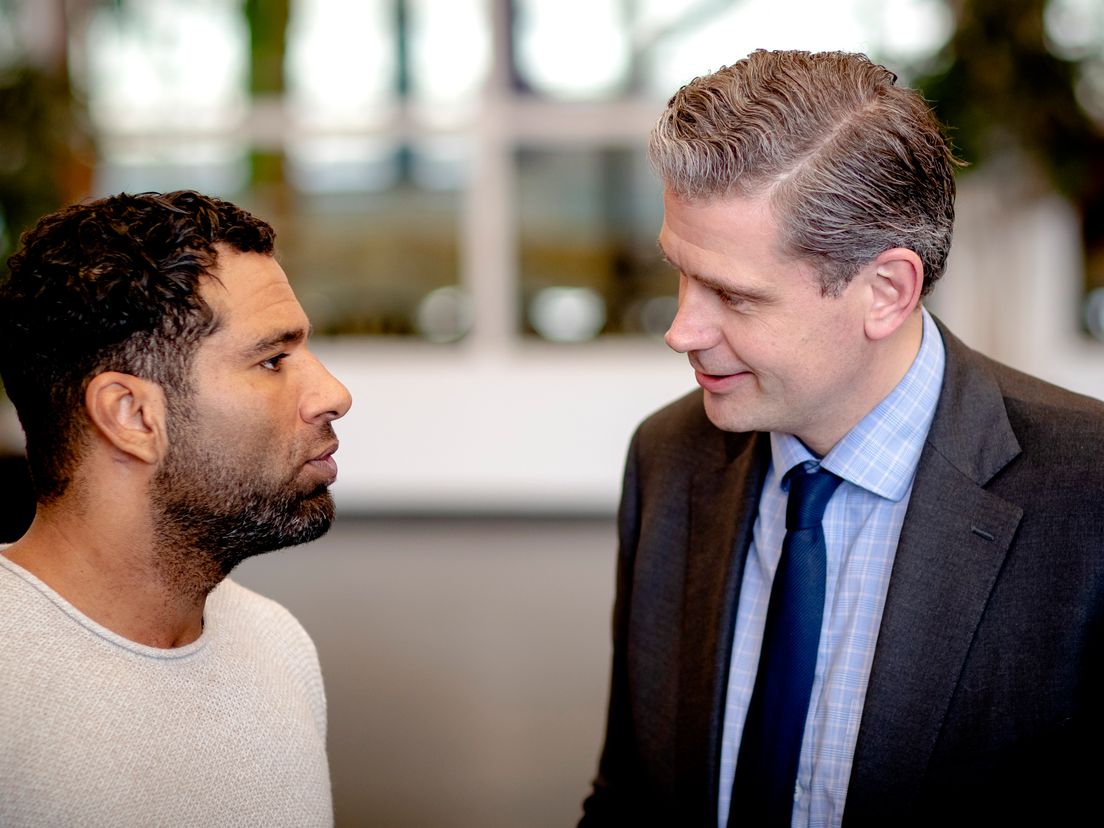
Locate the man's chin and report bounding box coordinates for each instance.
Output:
[182,487,338,575]
[272,488,337,546]
[703,394,754,434]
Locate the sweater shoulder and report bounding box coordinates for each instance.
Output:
[208,578,319,660]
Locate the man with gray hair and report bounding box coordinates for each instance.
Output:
[581,50,1104,826]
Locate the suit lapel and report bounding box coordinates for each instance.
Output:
[845,324,1024,822]
[675,431,770,820]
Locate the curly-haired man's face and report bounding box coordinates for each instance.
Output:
[150,248,352,577]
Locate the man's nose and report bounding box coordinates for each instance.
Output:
[665,281,719,354]
[301,354,353,424]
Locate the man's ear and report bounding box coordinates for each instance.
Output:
[84,372,168,465]
[864,247,924,341]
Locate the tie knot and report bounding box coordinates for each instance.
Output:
[785,465,842,530]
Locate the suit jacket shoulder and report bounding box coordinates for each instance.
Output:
[981,347,1104,456]
[939,326,1104,458]
[846,323,1104,826]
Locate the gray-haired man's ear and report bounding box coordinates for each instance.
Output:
[863,247,924,342]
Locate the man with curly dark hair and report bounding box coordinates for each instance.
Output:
[0,190,350,826]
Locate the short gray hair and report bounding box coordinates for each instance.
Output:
[650,49,960,296]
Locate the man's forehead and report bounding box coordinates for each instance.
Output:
[198,250,309,345]
[201,249,294,302]
[657,189,825,297]
[659,191,781,253]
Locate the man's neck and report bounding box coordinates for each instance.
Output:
[799,309,926,457]
[2,508,211,648]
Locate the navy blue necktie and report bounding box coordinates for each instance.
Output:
[729,464,842,827]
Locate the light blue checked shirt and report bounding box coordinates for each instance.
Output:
[718,308,946,828]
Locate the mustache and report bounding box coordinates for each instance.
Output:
[306,423,339,458]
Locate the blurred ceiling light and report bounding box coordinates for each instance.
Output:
[1045,0,1104,60]
[286,0,395,129]
[514,0,630,99]
[417,285,474,343]
[83,0,246,132]
[529,286,607,342]
[410,0,489,121]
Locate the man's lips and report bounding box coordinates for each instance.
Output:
[305,442,339,481]
[693,368,752,392]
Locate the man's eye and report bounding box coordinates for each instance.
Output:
[260,353,288,371]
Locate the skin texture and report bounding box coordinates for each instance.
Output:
[659,190,925,456]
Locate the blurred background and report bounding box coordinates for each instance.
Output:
[0,0,1102,825]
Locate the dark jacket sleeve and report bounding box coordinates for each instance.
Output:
[579,427,644,825]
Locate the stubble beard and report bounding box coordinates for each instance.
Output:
[150,412,336,599]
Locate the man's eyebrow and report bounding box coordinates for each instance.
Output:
[243,326,311,358]
[696,273,774,304]
[655,240,774,304]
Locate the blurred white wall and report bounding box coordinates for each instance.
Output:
[320,341,691,515]
[930,175,1104,401]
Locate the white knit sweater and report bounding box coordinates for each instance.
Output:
[0,555,333,827]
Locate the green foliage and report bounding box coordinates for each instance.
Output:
[916,0,1104,291]
[0,65,89,279]
[917,0,1104,203]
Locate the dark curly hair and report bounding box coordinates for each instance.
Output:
[0,190,275,503]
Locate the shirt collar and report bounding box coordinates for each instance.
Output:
[770,307,946,501]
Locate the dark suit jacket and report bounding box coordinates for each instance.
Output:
[581,323,1104,826]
